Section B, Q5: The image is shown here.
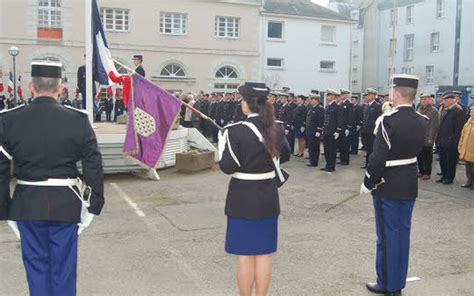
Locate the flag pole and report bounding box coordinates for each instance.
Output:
[85,0,94,124]
[112,58,224,131]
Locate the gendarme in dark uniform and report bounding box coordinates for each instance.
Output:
[337,88,354,165]
[0,59,104,296]
[133,55,145,77]
[219,82,290,257]
[322,89,343,172]
[361,88,382,168]
[361,75,428,296]
[305,94,325,167]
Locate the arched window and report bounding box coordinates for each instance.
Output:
[215,66,238,79]
[160,63,186,77]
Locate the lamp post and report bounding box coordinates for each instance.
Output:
[8,46,20,101]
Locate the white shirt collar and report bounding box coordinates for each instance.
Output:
[396,104,413,109]
[247,113,259,118]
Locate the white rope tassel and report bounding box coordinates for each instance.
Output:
[381,119,392,150]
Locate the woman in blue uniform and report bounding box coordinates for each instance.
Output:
[219,82,290,296]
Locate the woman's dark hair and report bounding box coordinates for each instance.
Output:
[244,95,279,158]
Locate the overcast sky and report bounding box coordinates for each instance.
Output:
[312,0,329,6]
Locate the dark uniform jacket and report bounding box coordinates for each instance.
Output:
[354,104,364,127]
[293,105,307,129]
[364,106,428,199]
[278,104,294,131]
[135,65,145,77]
[305,104,324,137]
[362,101,382,134]
[233,100,245,122]
[0,97,104,222]
[323,101,343,135]
[340,99,354,131]
[219,116,290,219]
[436,105,465,149]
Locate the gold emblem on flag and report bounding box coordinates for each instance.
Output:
[134,107,156,137]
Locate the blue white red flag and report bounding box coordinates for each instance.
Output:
[17,75,23,98]
[92,0,119,85]
[7,72,13,94]
[0,71,3,93]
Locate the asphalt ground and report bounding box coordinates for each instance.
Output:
[0,153,473,295]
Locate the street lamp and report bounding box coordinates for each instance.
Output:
[8,46,20,102]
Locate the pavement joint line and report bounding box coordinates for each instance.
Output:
[109,182,146,217]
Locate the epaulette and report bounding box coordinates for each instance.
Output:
[223,121,242,129]
[0,104,25,114]
[64,105,89,115]
[374,109,399,149]
[415,111,429,120]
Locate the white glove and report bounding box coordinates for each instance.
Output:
[285,129,289,136]
[334,132,340,140]
[78,212,95,235]
[220,119,224,125]
[218,130,227,160]
[291,126,295,131]
[315,132,321,138]
[356,125,361,132]
[300,126,305,133]
[345,129,350,137]
[360,183,372,195]
[7,220,20,240]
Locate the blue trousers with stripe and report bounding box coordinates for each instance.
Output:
[372,196,415,292]
[18,221,78,296]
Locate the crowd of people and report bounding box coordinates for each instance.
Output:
[180,88,473,189]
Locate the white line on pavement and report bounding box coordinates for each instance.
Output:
[110,182,146,217]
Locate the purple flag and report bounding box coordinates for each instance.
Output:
[123,73,182,169]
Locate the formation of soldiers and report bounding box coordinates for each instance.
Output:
[187,87,472,181]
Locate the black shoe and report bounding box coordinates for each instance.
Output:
[307,164,318,167]
[325,168,335,172]
[320,168,327,171]
[360,166,367,169]
[436,172,443,176]
[435,178,445,183]
[442,180,453,184]
[461,183,472,188]
[339,162,349,166]
[366,282,401,295]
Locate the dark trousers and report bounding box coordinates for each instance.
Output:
[307,137,321,166]
[363,133,375,166]
[373,196,415,292]
[106,111,112,122]
[351,128,360,154]
[18,221,78,296]
[417,146,434,175]
[183,121,193,128]
[286,129,295,154]
[94,111,102,122]
[338,132,350,164]
[323,135,337,170]
[465,161,474,186]
[439,147,459,182]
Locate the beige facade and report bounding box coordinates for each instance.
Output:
[0,0,263,94]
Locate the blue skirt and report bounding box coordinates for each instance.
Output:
[225,216,278,255]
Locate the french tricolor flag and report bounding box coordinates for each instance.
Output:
[92,0,119,85]
[7,72,14,94]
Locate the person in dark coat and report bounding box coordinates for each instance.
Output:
[293,95,308,157]
[77,55,97,110]
[322,89,344,172]
[361,88,382,168]
[277,94,295,154]
[435,91,466,184]
[132,55,145,77]
[416,93,439,180]
[350,95,363,154]
[360,74,428,296]
[0,94,5,110]
[219,82,290,296]
[104,95,114,122]
[305,94,324,166]
[0,59,104,296]
[337,89,354,165]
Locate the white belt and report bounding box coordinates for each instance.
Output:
[16,178,81,187]
[385,157,417,167]
[232,171,276,180]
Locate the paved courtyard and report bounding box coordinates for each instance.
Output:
[0,153,473,295]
